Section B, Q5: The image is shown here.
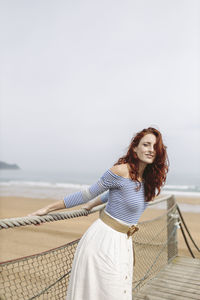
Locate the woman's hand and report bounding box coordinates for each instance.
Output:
[27,200,65,218]
[82,203,92,211]
[27,207,49,217]
[27,207,49,226]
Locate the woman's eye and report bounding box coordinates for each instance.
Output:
[143,144,148,146]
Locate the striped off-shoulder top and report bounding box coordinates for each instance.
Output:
[64,169,148,225]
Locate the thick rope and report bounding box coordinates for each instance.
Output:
[0,195,173,230]
[177,204,200,252]
[0,204,106,230]
[179,222,195,258]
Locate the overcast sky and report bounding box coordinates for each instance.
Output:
[0,0,199,180]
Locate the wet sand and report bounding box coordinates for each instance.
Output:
[0,195,200,262]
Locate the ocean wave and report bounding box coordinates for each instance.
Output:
[0,180,89,190]
[162,190,200,197]
[165,184,195,190]
[149,200,200,213]
[164,184,199,192]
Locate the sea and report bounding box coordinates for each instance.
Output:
[0,169,200,213]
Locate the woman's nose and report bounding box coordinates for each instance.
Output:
[149,146,154,152]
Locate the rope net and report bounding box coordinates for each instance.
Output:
[132,205,177,292]
[0,199,178,300]
[0,241,78,300]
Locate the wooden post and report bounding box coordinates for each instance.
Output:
[167,195,178,262]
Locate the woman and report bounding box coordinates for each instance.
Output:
[29,127,169,300]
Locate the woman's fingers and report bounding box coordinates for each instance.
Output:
[28,208,48,217]
[82,204,91,211]
[27,209,48,226]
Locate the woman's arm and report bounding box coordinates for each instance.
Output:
[83,192,108,211]
[28,200,66,216]
[28,168,120,216]
[63,169,120,209]
[29,191,109,216]
[82,196,103,211]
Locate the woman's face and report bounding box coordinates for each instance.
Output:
[134,133,156,164]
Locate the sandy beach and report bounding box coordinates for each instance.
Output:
[0,195,200,262]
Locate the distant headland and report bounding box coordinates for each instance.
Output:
[0,161,20,170]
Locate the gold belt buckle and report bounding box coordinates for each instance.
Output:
[127,225,139,237]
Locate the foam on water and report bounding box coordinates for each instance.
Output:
[0,180,90,200]
[0,180,89,189]
[149,198,200,213]
[165,184,196,190]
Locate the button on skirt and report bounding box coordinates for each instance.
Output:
[66,218,134,300]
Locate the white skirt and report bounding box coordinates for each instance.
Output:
[66,217,134,300]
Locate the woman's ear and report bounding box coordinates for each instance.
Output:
[133,147,137,153]
[133,147,138,158]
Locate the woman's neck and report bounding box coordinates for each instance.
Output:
[127,162,146,182]
[138,161,147,180]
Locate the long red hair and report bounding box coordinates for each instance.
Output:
[115,127,169,202]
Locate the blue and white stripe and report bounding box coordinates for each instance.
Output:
[64,169,148,225]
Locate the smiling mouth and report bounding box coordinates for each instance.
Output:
[146,154,154,158]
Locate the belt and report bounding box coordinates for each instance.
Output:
[99,210,139,266]
[99,210,139,238]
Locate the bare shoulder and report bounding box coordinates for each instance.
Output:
[110,164,130,178]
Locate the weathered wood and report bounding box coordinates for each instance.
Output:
[166,260,200,269]
[137,289,199,300]
[133,296,163,300]
[157,273,200,287]
[137,286,200,300]
[163,265,200,275]
[150,278,200,291]
[175,256,199,264]
[133,257,200,300]
[158,268,200,279]
[169,262,200,270]
[173,258,200,266]
[162,267,200,276]
[149,281,200,295]
[167,195,178,261]
[174,262,200,269]
[157,273,200,283]
[169,256,200,265]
